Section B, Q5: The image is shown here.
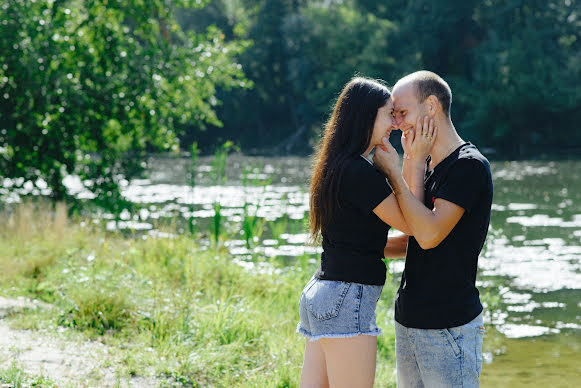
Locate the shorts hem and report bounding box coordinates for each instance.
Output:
[296,325,382,342]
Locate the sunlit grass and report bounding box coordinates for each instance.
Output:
[0,201,398,386]
[0,361,56,387]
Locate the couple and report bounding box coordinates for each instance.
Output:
[297,71,493,387]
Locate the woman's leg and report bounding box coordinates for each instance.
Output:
[319,335,377,388]
[300,339,329,388]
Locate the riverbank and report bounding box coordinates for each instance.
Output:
[0,202,399,387]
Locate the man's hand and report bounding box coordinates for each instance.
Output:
[373,137,401,178]
[408,116,437,162]
[401,128,414,156]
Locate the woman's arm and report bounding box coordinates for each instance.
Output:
[373,193,412,235]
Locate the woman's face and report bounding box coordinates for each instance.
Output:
[370,98,395,149]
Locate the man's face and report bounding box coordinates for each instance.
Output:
[392,82,425,134]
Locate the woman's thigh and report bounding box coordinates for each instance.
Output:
[319,335,377,388]
[301,340,329,388]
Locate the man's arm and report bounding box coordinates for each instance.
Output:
[384,233,409,258]
[401,127,427,202]
[402,158,425,200]
[388,174,464,249]
[374,137,465,250]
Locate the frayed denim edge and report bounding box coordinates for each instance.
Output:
[296,324,382,342]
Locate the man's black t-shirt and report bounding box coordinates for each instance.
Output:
[395,142,493,329]
[314,155,393,285]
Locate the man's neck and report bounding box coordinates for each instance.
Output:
[429,120,463,169]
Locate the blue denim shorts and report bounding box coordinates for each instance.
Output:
[296,276,384,341]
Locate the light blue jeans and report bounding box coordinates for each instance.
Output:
[395,313,484,388]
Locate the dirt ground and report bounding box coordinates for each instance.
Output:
[0,296,159,387]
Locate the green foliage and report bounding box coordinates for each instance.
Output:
[457,0,581,152]
[283,3,399,127]
[0,0,248,210]
[188,0,581,156]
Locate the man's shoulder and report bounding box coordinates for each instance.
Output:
[454,143,491,176]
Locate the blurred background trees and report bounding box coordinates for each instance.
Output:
[186,0,581,155]
[1,0,580,203]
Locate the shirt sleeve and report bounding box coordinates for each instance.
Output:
[435,158,487,212]
[341,160,393,214]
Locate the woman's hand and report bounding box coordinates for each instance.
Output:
[407,116,437,162]
[373,137,400,178]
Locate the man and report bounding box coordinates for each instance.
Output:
[374,70,493,387]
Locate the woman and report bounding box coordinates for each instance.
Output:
[297,77,436,387]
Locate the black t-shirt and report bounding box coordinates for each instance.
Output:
[314,155,393,285]
[395,143,493,329]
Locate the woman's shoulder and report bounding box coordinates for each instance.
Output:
[344,155,373,172]
[342,155,384,183]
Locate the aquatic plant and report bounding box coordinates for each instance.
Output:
[188,142,200,235]
[211,201,223,246]
[269,217,289,243]
[210,142,238,246]
[242,203,265,248]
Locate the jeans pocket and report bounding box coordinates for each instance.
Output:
[441,328,462,357]
[306,279,351,321]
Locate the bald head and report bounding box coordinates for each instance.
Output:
[394,71,452,117]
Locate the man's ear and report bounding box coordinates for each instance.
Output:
[427,95,440,116]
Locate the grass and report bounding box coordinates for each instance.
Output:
[0,201,398,387]
[0,362,56,387]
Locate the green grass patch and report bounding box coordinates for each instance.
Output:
[0,361,56,387]
[0,202,398,386]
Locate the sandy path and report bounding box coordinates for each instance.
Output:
[0,296,159,387]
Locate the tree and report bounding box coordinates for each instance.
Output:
[284,3,399,134]
[0,0,248,210]
[458,0,581,153]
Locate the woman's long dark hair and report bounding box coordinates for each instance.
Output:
[309,77,391,243]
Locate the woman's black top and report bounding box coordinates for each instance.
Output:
[314,155,393,285]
